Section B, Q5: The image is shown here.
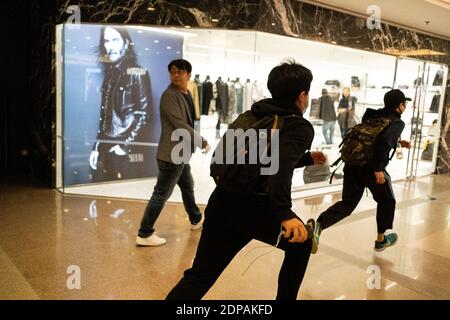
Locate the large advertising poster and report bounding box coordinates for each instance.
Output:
[62,24,183,186]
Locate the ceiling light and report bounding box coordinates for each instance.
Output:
[147,6,155,11]
[424,0,450,10]
[382,48,446,56]
[211,18,219,22]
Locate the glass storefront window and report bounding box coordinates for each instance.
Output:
[56,24,448,202]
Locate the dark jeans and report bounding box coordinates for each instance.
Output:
[166,187,312,300]
[339,124,348,139]
[317,165,396,234]
[138,160,201,237]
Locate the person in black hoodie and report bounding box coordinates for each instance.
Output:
[166,60,327,300]
[318,88,337,144]
[311,89,412,254]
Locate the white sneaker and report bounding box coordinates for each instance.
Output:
[191,214,204,230]
[136,233,166,246]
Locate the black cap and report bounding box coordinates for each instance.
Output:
[384,89,412,109]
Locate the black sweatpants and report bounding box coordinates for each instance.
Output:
[166,187,312,300]
[317,164,396,234]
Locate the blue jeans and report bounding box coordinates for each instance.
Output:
[322,121,336,144]
[138,160,201,237]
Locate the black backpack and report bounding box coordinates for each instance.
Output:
[210,110,300,194]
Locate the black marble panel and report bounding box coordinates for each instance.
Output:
[26,0,450,183]
[256,0,449,65]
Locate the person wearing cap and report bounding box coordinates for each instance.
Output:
[310,89,412,253]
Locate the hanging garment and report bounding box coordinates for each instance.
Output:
[194,76,203,112]
[215,79,228,124]
[243,81,253,111]
[430,94,440,113]
[252,81,264,103]
[227,80,236,123]
[187,80,200,120]
[234,81,244,114]
[202,80,213,115]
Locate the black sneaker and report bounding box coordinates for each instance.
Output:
[307,219,321,254]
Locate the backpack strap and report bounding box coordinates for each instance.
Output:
[329,159,343,184]
[389,144,397,160]
[260,114,280,160]
[331,156,342,167]
[272,114,279,130]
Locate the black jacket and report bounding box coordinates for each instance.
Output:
[362,108,405,171]
[251,99,315,223]
[97,60,152,145]
[318,95,337,121]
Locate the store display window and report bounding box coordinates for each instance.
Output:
[56,24,448,201]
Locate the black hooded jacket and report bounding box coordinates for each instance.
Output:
[362,108,405,171]
[251,98,315,223]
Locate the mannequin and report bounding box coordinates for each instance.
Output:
[215,77,228,138]
[234,77,244,114]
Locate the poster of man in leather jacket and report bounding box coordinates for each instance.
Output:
[61,24,183,185]
[89,26,153,182]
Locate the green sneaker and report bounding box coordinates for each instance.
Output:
[374,233,398,252]
[307,219,321,254]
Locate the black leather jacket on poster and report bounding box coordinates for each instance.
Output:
[95,60,152,149]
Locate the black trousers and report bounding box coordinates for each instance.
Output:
[166,187,312,300]
[317,164,396,234]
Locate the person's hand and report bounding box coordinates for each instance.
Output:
[109,145,127,155]
[89,151,99,170]
[399,140,411,149]
[374,171,385,184]
[281,218,308,243]
[310,151,327,165]
[201,138,210,154]
[202,144,211,154]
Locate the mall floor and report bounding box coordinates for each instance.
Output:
[1,174,450,300]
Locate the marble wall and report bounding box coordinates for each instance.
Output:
[32,0,449,183]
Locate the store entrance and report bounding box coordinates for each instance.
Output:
[392,58,448,180]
